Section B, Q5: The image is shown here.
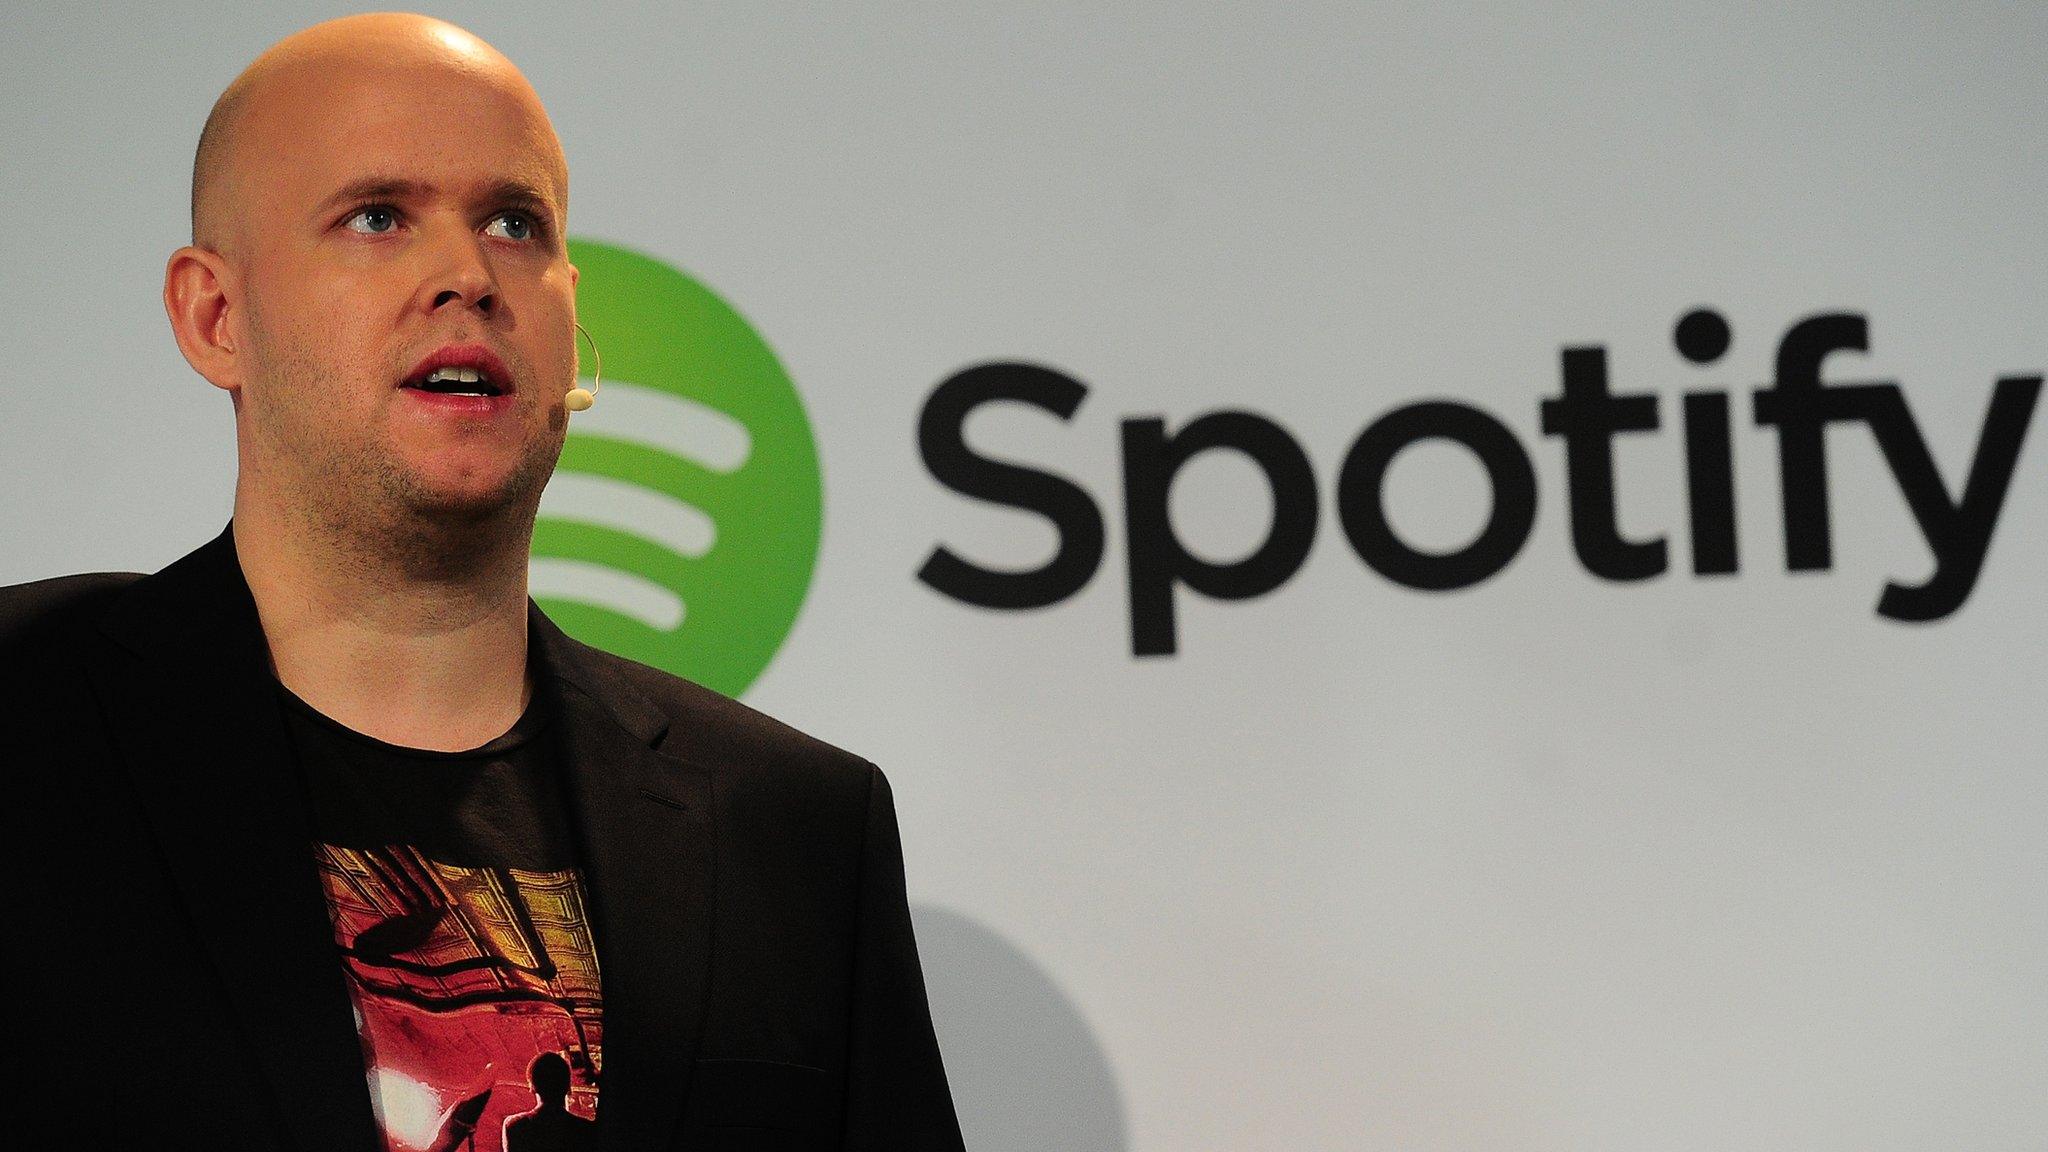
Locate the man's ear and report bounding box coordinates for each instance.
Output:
[163,246,243,393]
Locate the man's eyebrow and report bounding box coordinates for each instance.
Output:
[313,177,561,221]
[314,177,433,216]
[481,180,560,220]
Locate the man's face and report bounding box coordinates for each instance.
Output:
[226,56,576,528]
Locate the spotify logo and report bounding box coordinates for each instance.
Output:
[918,311,2042,656]
[531,239,822,697]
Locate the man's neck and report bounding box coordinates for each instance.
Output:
[233,494,536,753]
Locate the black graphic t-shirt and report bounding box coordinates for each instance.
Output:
[279,683,602,1152]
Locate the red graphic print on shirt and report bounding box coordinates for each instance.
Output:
[316,843,603,1151]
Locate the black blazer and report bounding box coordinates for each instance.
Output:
[0,526,965,1151]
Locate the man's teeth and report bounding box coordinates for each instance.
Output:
[416,366,497,394]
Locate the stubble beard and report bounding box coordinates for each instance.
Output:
[244,322,566,586]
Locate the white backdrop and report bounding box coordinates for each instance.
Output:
[5,4,2047,1149]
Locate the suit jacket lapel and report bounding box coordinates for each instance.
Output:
[532,608,716,1152]
[90,526,379,1151]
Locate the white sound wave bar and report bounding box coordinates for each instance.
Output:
[536,472,716,559]
[562,379,753,473]
[528,556,686,632]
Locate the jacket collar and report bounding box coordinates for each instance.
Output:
[528,596,715,1151]
[94,524,714,1151]
[92,524,380,1150]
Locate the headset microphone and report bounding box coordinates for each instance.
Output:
[567,321,600,411]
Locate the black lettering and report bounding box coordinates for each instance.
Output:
[1754,314,2043,621]
[1336,401,1537,591]
[916,362,1105,610]
[1865,377,2040,621]
[1752,313,1865,571]
[1540,347,1667,580]
[1120,412,1318,657]
[1683,392,1739,575]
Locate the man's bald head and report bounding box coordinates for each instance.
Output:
[190,13,566,254]
[164,9,582,553]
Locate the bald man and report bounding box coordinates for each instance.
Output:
[0,14,963,1150]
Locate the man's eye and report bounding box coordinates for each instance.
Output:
[486,213,535,241]
[344,207,399,235]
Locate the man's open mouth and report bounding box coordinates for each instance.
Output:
[403,366,503,397]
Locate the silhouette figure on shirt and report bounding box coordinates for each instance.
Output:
[503,1052,596,1152]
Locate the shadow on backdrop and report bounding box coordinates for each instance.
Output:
[912,905,1128,1152]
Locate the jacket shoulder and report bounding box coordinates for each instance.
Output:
[0,571,144,660]
[567,638,875,787]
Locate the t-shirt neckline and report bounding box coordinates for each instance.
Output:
[271,679,554,763]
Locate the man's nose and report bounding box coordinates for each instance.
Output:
[421,230,500,318]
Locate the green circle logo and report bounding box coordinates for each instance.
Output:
[530,239,822,697]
